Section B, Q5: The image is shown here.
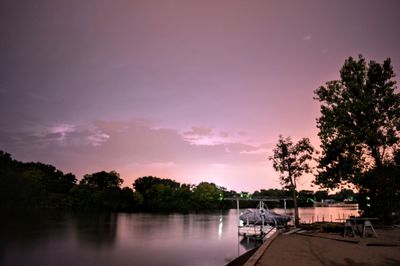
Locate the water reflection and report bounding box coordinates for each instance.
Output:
[0,211,70,249]
[218,215,223,239]
[73,212,118,248]
[239,236,263,250]
[0,207,359,266]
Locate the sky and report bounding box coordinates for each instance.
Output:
[1,0,400,192]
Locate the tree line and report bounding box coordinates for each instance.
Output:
[0,150,356,213]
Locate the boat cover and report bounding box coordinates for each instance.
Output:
[240,209,291,225]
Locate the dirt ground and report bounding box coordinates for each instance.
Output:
[255,227,400,266]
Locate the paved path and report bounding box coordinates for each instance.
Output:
[255,228,400,266]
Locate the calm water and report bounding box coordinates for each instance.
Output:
[0,206,358,266]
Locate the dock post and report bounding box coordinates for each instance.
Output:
[284,199,287,215]
[237,199,240,229]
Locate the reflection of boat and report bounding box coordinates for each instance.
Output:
[239,234,264,249]
[240,207,291,226]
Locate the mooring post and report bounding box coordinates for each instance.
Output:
[284,199,287,215]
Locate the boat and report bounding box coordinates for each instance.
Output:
[239,204,291,226]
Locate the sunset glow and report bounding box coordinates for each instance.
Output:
[1,0,400,192]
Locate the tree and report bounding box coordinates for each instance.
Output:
[192,182,220,210]
[81,171,123,190]
[297,190,314,207]
[0,151,77,209]
[314,55,400,222]
[269,135,314,226]
[132,176,182,211]
[314,190,329,202]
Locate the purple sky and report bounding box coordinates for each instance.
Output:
[1,0,400,192]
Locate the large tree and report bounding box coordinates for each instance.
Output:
[269,135,314,226]
[314,55,400,221]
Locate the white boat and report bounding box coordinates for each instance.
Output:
[239,203,291,226]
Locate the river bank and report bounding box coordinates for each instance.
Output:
[248,226,400,266]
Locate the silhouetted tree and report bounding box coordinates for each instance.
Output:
[1,150,243,213]
[297,190,314,207]
[0,151,77,209]
[133,176,182,211]
[252,189,292,208]
[314,190,329,202]
[269,135,314,226]
[81,171,123,190]
[332,189,356,202]
[314,55,400,222]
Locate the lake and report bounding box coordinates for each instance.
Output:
[0,206,358,266]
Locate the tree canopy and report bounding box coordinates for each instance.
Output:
[81,171,123,190]
[269,135,314,226]
[270,136,314,189]
[314,55,400,188]
[0,149,362,214]
[314,55,400,222]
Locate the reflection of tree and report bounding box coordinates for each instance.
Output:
[74,212,118,248]
[0,211,69,249]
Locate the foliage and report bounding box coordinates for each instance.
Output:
[314,55,400,222]
[331,189,356,202]
[133,177,227,212]
[314,55,400,186]
[252,189,292,208]
[133,176,184,211]
[0,151,76,209]
[314,190,329,202]
[81,171,123,190]
[192,182,221,210]
[297,190,314,207]
[269,135,314,226]
[358,165,400,222]
[73,171,142,211]
[269,136,314,189]
[1,150,363,214]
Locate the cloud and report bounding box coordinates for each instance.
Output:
[182,126,226,146]
[0,119,276,191]
[0,122,111,152]
[48,124,76,140]
[219,131,229,138]
[240,148,270,155]
[147,162,176,168]
[239,142,275,155]
[180,126,243,146]
[212,163,227,168]
[184,126,213,136]
[302,35,312,41]
[87,131,110,147]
